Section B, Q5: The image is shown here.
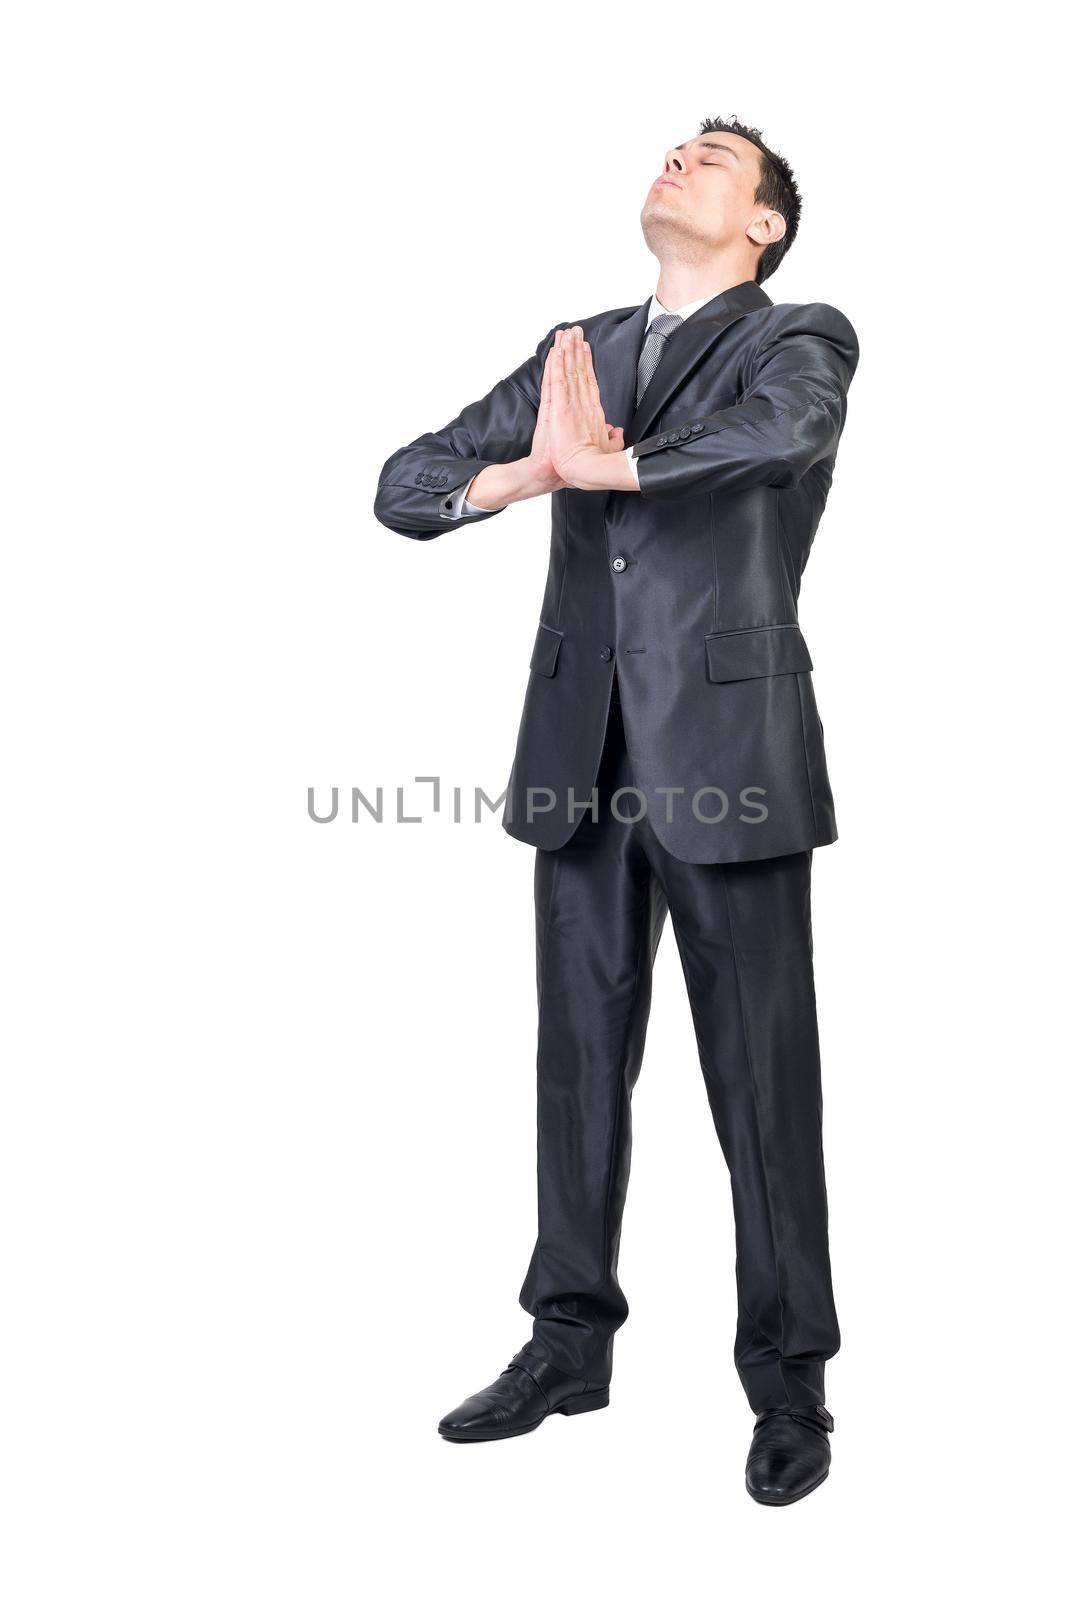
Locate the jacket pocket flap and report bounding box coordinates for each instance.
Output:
[704,624,813,683]
[530,621,564,678]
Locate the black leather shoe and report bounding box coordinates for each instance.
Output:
[745,1405,834,1505]
[438,1350,609,1443]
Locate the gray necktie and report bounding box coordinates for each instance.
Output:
[635,312,683,404]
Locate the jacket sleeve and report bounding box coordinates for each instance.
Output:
[373,323,564,540]
[631,302,860,500]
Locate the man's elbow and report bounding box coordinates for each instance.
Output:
[372,480,447,542]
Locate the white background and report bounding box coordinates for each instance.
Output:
[2,3,1063,1595]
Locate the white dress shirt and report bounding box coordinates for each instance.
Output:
[447,291,718,516]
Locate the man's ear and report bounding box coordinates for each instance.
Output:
[746,209,787,249]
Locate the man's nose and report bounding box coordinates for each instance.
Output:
[663,148,686,175]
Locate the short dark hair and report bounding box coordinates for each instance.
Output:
[698,116,801,284]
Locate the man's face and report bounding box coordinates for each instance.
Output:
[640,131,772,260]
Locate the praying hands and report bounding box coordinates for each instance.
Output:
[464,325,639,510]
[543,326,638,493]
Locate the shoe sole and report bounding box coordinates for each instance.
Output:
[438,1386,610,1443]
[746,1466,829,1506]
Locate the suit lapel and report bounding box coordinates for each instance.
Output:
[625,279,773,447]
[595,298,651,438]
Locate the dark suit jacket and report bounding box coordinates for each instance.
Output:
[374,279,859,864]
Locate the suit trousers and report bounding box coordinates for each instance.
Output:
[518,677,840,1414]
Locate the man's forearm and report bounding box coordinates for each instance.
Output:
[559,450,641,494]
[467,459,556,511]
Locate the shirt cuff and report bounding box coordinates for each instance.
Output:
[442,473,495,519]
[625,446,641,487]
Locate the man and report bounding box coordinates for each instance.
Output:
[373,115,859,1505]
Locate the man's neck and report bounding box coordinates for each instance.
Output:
[653,259,757,313]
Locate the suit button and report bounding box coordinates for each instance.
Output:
[658,435,668,446]
[691,421,704,433]
[668,431,680,443]
[600,646,614,662]
[611,556,628,573]
[680,426,691,439]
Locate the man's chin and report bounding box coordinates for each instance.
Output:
[641,197,681,226]
[641,210,701,253]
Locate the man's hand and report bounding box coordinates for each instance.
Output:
[547,326,638,493]
[465,334,567,509]
[526,335,567,493]
[466,325,638,510]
